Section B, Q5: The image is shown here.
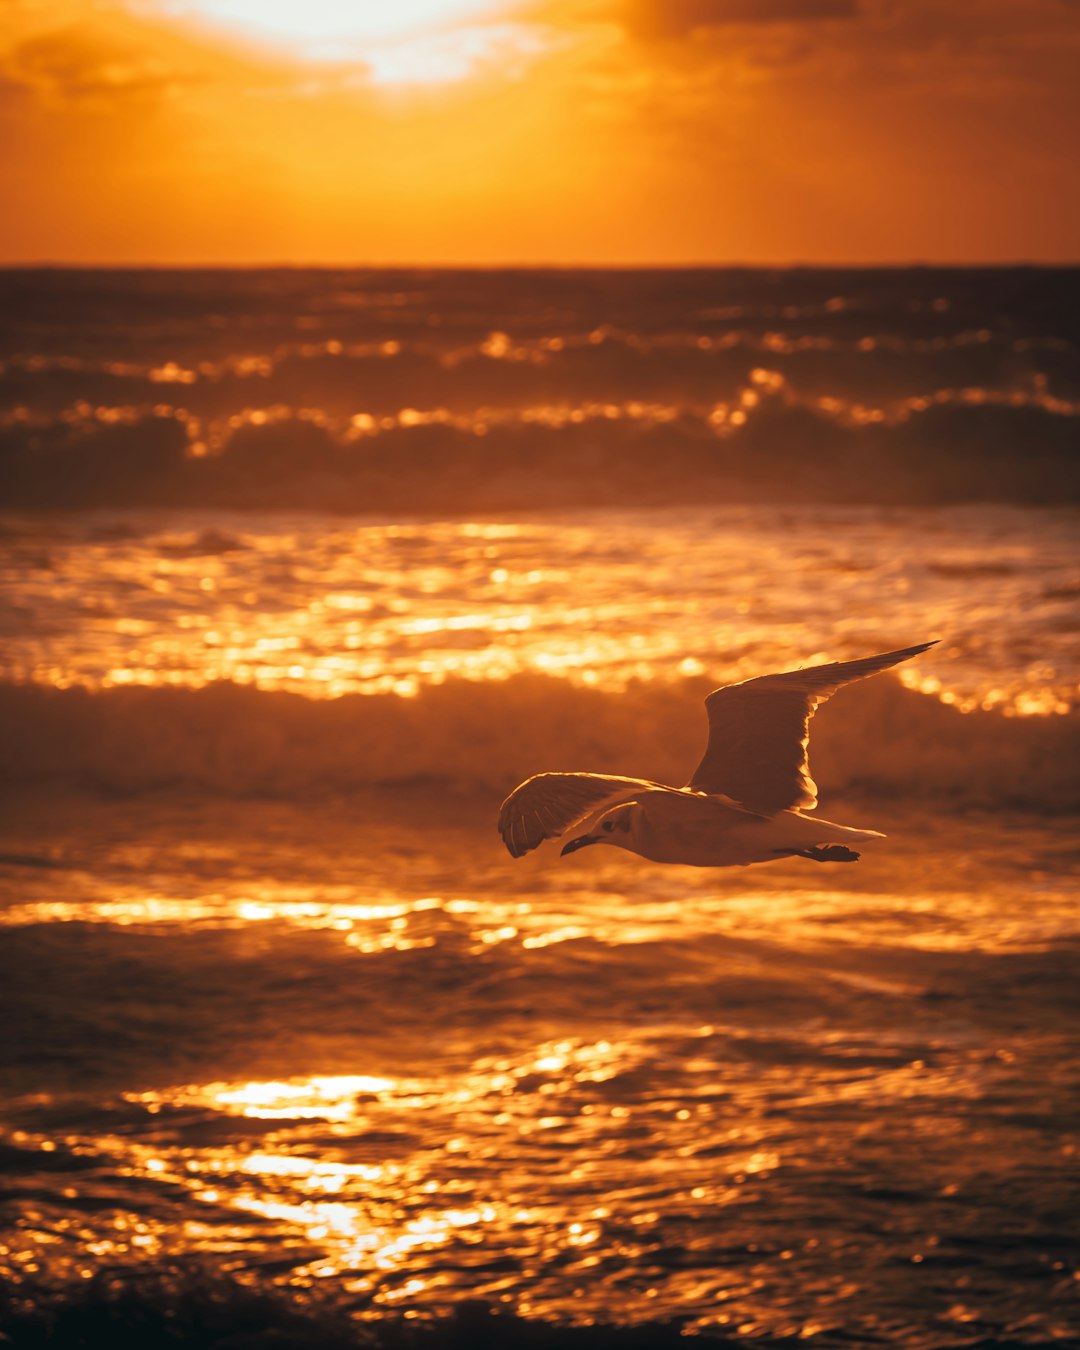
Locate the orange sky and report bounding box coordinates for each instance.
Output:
[1,0,1078,264]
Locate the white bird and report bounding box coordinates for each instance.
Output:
[498,641,936,868]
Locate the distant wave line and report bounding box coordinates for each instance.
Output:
[2,380,1077,453]
[2,321,1072,385]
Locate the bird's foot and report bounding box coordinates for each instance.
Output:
[797,844,861,863]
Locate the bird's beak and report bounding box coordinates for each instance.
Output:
[560,835,597,856]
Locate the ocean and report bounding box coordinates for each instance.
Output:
[0,267,1078,1348]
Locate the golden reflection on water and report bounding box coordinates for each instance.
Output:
[210,1077,397,1119]
[111,1055,679,1297]
[1,867,1073,955]
[4,1013,1023,1339]
[3,508,1075,715]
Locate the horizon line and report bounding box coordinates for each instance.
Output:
[2,258,1079,272]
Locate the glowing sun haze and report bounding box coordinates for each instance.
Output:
[154,0,519,64]
[1,0,1077,264]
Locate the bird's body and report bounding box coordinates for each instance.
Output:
[498,642,935,868]
[582,787,882,867]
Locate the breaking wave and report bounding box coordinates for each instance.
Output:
[2,391,1077,510]
[4,264,1079,510]
[1,675,1074,810]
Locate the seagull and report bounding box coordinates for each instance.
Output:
[498,641,936,868]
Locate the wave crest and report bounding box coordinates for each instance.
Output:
[3,394,1078,510]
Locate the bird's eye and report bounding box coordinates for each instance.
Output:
[602,819,614,832]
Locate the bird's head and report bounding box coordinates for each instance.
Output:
[560,802,638,856]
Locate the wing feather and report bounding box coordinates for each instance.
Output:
[687,641,936,813]
[498,772,665,858]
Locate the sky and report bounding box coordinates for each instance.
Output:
[1,0,1078,264]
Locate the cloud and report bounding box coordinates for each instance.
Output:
[566,0,1080,100]
[619,0,859,40]
[0,26,189,102]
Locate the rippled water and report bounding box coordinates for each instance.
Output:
[2,786,1078,1347]
[1,502,1077,1347]
[2,504,1076,713]
[2,266,1078,1347]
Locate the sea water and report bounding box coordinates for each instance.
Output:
[0,268,1077,1348]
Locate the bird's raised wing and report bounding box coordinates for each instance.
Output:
[498,772,665,858]
[687,641,936,814]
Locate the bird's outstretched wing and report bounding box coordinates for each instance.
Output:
[498,772,664,858]
[687,641,937,814]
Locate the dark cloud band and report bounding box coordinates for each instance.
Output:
[622,0,858,39]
